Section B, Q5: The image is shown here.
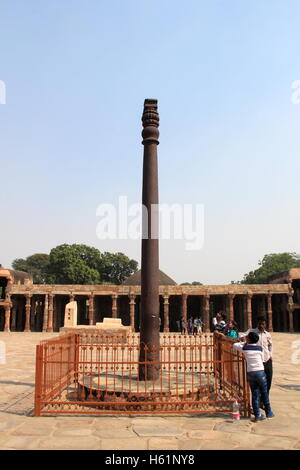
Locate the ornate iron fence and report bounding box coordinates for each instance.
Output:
[34,332,251,417]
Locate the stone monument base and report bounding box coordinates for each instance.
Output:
[60,318,131,343]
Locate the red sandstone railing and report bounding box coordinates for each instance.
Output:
[34,332,251,417]
[213,332,251,413]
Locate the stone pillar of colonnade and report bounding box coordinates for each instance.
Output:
[280,295,288,332]
[24,294,32,332]
[228,293,235,323]
[267,292,273,332]
[246,293,253,330]
[47,294,54,332]
[111,294,118,319]
[203,294,210,333]
[30,298,36,331]
[4,294,11,332]
[181,294,188,326]
[129,294,136,331]
[42,294,49,332]
[88,294,95,325]
[288,286,294,333]
[163,295,170,332]
[10,298,17,332]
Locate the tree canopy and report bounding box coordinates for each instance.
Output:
[12,253,50,283]
[180,281,203,286]
[241,252,300,284]
[11,244,138,285]
[99,252,138,285]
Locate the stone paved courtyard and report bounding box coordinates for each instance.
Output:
[0,332,300,450]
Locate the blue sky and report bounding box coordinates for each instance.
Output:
[1,0,300,284]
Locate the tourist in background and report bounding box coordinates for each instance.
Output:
[224,320,239,338]
[193,317,199,335]
[212,312,227,333]
[188,317,193,335]
[212,312,221,330]
[180,317,187,334]
[195,317,203,335]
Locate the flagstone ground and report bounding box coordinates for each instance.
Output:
[0,332,299,450]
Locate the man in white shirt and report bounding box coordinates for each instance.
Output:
[233,331,275,422]
[212,311,227,333]
[240,316,273,393]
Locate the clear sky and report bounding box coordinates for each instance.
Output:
[1,0,300,284]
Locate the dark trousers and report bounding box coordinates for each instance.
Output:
[247,371,271,418]
[264,358,273,392]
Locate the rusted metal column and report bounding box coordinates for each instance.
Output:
[246,293,253,330]
[47,294,54,332]
[203,294,210,332]
[181,293,188,324]
[129,294,136,331]
[88,294,95,325]
[267,292,273,332]
[228,293,235,322]
[163,295,170,332]
[24,294,32,332]
[139,99,160,381]
[112,294,118,318]
[288,287,294,333]
[42,294,49,332]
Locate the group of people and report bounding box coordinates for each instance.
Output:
[176,310,274,422]
[176,316,204,335]
[212,311,239,338]
[212,312,274,422]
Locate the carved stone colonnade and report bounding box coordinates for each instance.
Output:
[1,283,296,333]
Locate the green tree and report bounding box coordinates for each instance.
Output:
[241,252,300,284]
[47,244,101,284]
[180,281,203,286]
[12,244,138,285]
[99,252,138,285]
[12,253,50,283]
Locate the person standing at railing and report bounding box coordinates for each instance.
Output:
[224,320,239,338]
[239,316,273,394]
[233,331,275,422]
[212,312,227,333]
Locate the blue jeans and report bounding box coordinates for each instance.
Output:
[247,371,271,417]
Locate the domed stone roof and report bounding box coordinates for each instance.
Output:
[0,264,33,285]
[122,269,177,286]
